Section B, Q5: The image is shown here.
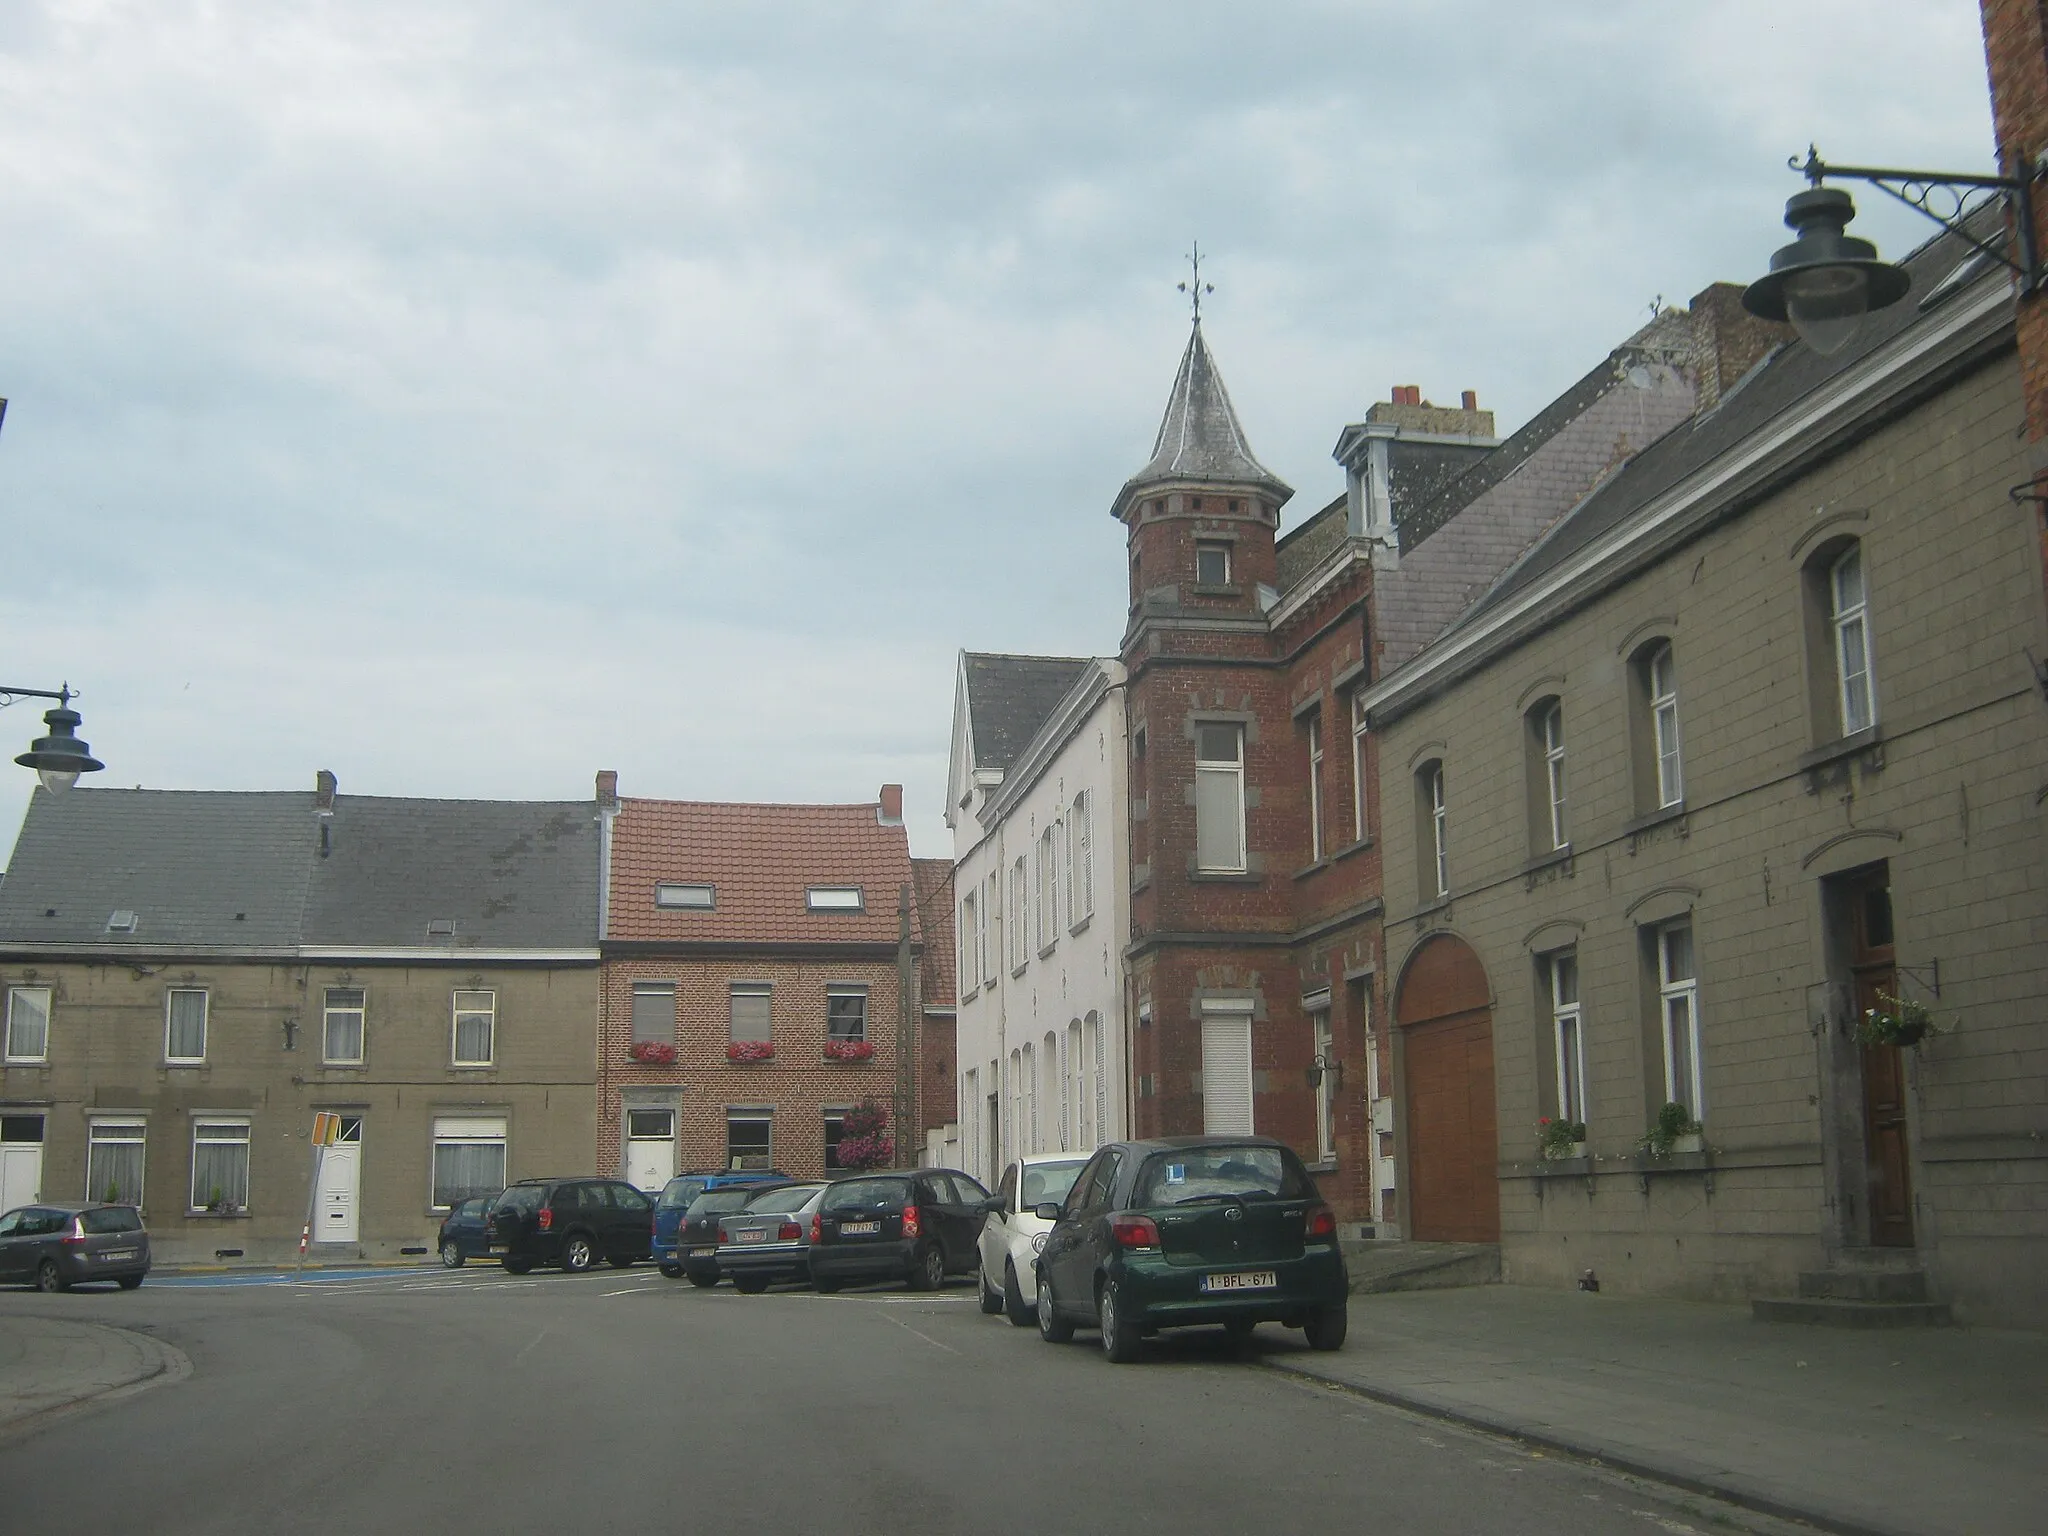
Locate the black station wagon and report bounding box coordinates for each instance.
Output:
[1032,1136,1348,1363]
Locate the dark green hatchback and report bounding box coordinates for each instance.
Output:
[1032,1136,1348,1363]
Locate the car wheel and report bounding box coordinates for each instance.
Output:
[1099,1278,1143,1364]
[561,1233,597,1273]
[1004,1259,1034,1328]
[36,1259,67,1294]
[812,1277,842,1294]
[1036,1271,1074,1342]
[501,1257,534,1275]
[1303,1302,1349,1352]
[440,1241,465,1269]
[606,1255,635,1270]
[978,1262,1004,1314]
[686,1266,719,1288]
[658,1262,683,1278]
[909,1244,945,1292]
[732,1274,770,1295]
[117,1274,145,1290]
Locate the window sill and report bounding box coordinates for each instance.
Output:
[164,1061,206,1070]
[1621,804,1685,837]
[1010,964,1028,980]
[1329,837,1372,864]
[1190,870,1260,885]
[1037,943,1057,960]
[1291,857,1330,882]
[1067,913,1092,938]
[1304,1158,1338,1175]
[1522,847,1573,876]
[318,1062,367,1071]
[1190,583,1243,598]
[186,1209,249,1221]
[450,1063,498,1072]
[2,1058,49,1068]
[1797,725,1883,773]
[1413,895,1452,920]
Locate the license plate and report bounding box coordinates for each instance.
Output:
[101,1249,137,1262]
[489,1245,508,1254]
[840,1221,880,1235]
[691,1246,717,1258]
[736,1229,768,1244]
[1201,1270,1278,1292]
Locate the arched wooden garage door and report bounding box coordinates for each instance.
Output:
[1396,934,1500,1243]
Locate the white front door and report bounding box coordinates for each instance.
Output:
[315,1116,362,1244]
[625,1108,676,1192]
[0,1114,43,1209]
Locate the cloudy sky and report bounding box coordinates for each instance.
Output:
[0,1,1995,858]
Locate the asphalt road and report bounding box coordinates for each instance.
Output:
[0,1266,1814,1535]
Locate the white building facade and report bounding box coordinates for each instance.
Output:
[946,653,1131,1188]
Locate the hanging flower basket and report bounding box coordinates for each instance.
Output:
[727,1040,776,1064]
[1858,992,1937,1049]
[823,1039,875,1061]
[627,1041,677,1066]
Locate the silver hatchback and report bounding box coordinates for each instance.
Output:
[0,1202,151,1291]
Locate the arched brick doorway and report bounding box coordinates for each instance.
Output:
[1396,933,1500,1243]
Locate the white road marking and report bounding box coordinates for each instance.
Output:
[601,1285,661,1296]
[881,1313,961,1355]
[513,1327,551,1363]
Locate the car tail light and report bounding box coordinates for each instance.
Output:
[1111,1214,1160,1250]
[538,1207,553,1232]
[810,1213,822,1244]
[62,1217,88,1248]
[778,1221,801,1241]
[1304,1204,1337,1241]
[901,1204,921,1239]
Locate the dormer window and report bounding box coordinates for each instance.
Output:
[1195,541,1231,586]
[806,886,865,912]
[655,883,715,910]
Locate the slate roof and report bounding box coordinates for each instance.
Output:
[0,788,310,950]
[1116,322,1291,508]
[606,797,917,948]
[302,797,599,949]
[1275,495,1349,593]
[911,857,956,1006]
[962,653,1094,775]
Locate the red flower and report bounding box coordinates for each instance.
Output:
[726,1040,776,1064]
[823,1039,875,1061]
[627,1040,677,1066]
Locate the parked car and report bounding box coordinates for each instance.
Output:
[486,1178,655,1274]
[654,1169,788,1277]
[714,1182,828,1293]
[1033,1136,1348,1363]
[977,1155,1089,1324]
[0,1202,150,1291]
[437,1194,500,1267]
[674,1182,801,1287]
[807,1168,992,1293]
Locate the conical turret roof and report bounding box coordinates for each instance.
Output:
[1115,322,1292,515]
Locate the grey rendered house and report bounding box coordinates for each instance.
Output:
[0,772,601,1265]
[1360,219,2048,1326]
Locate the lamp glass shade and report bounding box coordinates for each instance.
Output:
[1783,263,1871,355]
[37,767,80,794]
[14,703,104,790]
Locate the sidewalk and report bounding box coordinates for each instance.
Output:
[0,1314,188,1435]
[1258,1285,2046,1536]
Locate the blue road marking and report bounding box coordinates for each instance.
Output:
[151,1267,436,1288]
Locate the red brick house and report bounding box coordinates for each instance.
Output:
[596,776,933,1185]
[910,857,958,1163]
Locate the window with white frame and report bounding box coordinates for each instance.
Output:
[959,891,975,988]
[190,1119,250,1211]
[631,981,676,1044]
[87,1118,145,1206]
[451,989,496,1065]
[1657,921,1703,1118]
[974,884,989,983]
[1312,1007,1335,1163]
[1830,544,1875,735]
[1195,540,1231,586]
[826,986,867,1044]
[1022,1040,1038,1153]
[727,1109,773,1170]
[1351,692,1371,844]
[1199,999,1255,1135]
[1008,1048,1023,1161]
[5,985,51,1063]
[806,886,865,912]
[1194,722,1248,872]
[655,883,715,909]
[1008,857,1028,973]
[1066,1022,1083,1150]
[1072,793,1094,921]
[1417,761,1449,899]
[729,983,772,1044]
[165,988,208,1063]
[1649,643,1684,807]
[1089,1012,1107,1146]
[1537,700,1568,851]
[963,1068,979,1175]
[322,987,365,1064]
[1549,951,1586,1125]
[432,1116,506,1209]
[1307,712,1326,860]
[984,872,1000,985]
[1036,825,1056,949]
[823,1106,849,1171]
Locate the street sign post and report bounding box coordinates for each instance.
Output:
[296,1112,344,1280]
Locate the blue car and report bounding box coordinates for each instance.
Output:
[654,1169,788,1276]
[437,1193,500,1268]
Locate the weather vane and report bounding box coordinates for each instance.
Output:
[1178,241,1214,324]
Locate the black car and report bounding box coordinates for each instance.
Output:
[1033,1135,1348,1363]
[806,1168,992,1293]
[436,1194,499,1268]
[0,1202,150,1291]
[674,1182,800,1287]
[486,1178,655,1274]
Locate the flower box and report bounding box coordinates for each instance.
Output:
[823,1039,875,1061]
[627,1041,677,1066]
[726,1041,776,1064]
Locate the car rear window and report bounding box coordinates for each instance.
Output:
[658,1178,708,1210]
[495,1186,544,1214]
[685,1190,756,1219]
[822,1177,911,1213]
[1020,1161,1087,1210]
[82,1207,142,1234]
[743,1184,822,1214]
[1131,1145,1313,1206]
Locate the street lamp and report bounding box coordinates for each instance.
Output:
[3,685,105,793]
[1743,146,2048,355]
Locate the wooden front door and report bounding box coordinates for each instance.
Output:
[1847,870,1913,1247]
[1397,934,1500,1244]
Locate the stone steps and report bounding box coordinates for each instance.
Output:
[1754,1253,1950,1326]
[1339,1239,1501,1295]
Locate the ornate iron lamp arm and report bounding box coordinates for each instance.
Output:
[1793,146,2045,292]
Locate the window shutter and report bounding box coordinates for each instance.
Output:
[1200,1007,1254,1135]
[730,986,772,1043]
[631,983,675,1044]
[1195,767,1245,870]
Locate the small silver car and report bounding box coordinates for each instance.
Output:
[0,1202,151,1291]
[713,1183,828,1293]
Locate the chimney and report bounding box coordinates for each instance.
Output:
[878,784,904,826]
[596,769,619,812]
[1461,390,1477,411]
[1685,282,1793,413]
[314,769,337,811]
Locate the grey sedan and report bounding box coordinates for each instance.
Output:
[713,1183,828,1293]
[0,1202,151,1291]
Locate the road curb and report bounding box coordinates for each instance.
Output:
[0,1320,192,1443]
[1260,1355,1903,1536]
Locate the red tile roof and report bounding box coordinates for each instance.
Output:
[608,797,916,946]
[912,857,956,1006]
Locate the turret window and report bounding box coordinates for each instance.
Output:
[1195,542,1231,586]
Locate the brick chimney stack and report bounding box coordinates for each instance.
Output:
[596,769,619,812]
[878,784,904,826]
[314,769,337,811]
[1682,283,1793,413]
